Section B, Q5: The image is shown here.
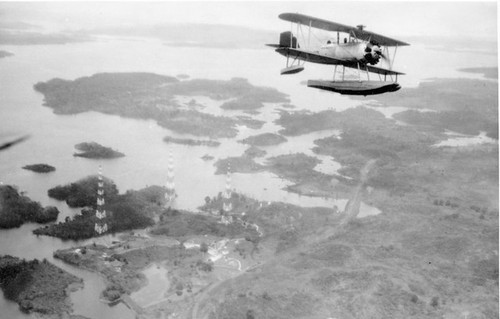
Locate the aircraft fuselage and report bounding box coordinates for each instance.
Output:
[318,42,381,65]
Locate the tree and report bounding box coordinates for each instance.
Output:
[430,296,439,308]
[200,242,209,254]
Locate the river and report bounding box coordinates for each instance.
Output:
[0,35,496,318]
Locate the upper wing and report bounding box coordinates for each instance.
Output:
[279,13,409,47]
[274,47,405,76]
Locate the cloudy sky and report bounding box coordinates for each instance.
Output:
[0,1,497,41]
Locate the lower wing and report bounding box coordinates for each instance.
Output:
[270,46,404,76]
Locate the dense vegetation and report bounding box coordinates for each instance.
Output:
[22,163,56,173]
[0,185,59,228]
[239,133,287,146]
[73,142,125,159]
[0,255,82,315]
[34,73,288,138]
[37,180,165,239]
[48,175,119,208]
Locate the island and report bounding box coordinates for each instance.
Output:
[33,73,288,138]
[163,136,220,147]
[0,50,14,58]
[0,185,59,228]
[239,132,287,146]
[22,163,56,173]
[201,154,215,161]
[38,177,164,240]
[0,255,83,316]
[73,142,125,159]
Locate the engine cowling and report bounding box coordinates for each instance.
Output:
[363,43,383,65]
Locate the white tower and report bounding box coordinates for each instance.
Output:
[165,150,177,208]
[222,162,233,213]
[95,165,108,235]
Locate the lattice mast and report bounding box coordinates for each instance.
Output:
[95,165,108,235]
[165,150,176,208]
[222,162,233,213]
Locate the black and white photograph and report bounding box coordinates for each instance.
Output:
[0,1,498,319]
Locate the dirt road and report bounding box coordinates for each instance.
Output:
[189,159,377,319]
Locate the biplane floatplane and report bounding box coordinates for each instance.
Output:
[267,13,409,96]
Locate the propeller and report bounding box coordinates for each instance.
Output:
[364,41,386,65]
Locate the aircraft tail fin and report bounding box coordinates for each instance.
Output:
[266,32,299,48]
[279,31,299,48]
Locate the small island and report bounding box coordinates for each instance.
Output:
[201,154,215,161]
[0,50,14,58]
[0,185,59,229]
[22,163,56,173]
[239,132,287,146]
[163,136,220,147]
[73,142,125,159]
[0,255,83,316]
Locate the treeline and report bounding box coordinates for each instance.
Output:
[35,183,165,240]
[0,185,59,228]
[0,255,37,303]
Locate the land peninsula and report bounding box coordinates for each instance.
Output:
[51,191,334,318]
[0,255,83,317]
[22,163,56,173]
[34,73,288,139]
[73,142,125,159]
[0,185,59,228]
